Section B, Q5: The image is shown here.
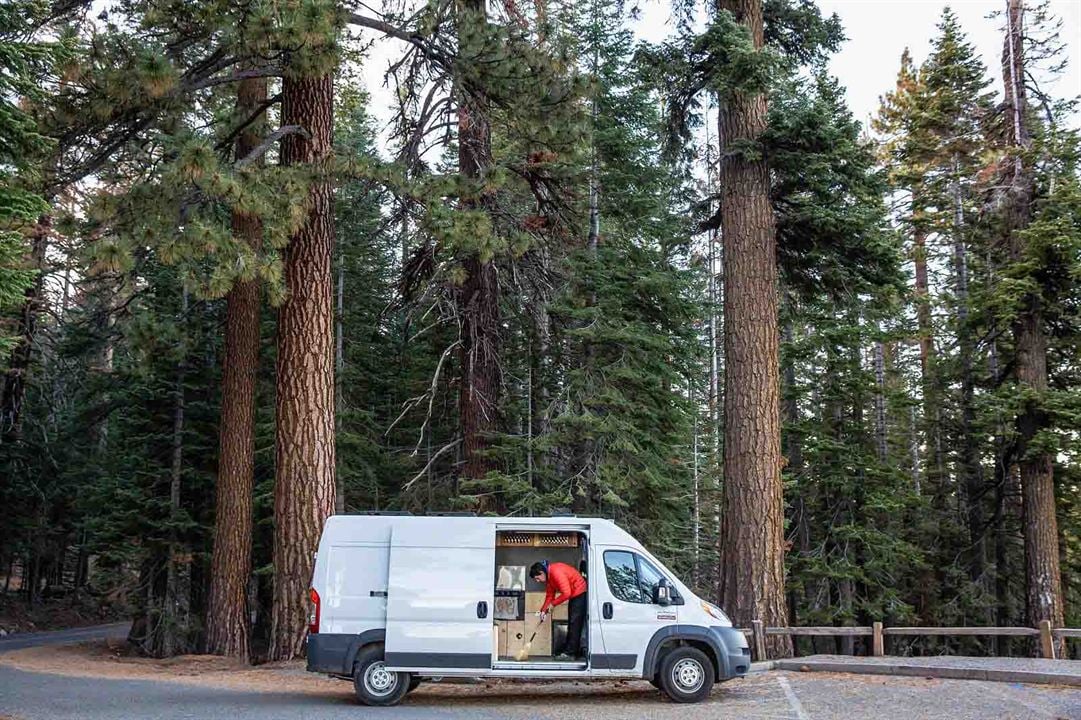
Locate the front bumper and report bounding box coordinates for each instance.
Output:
[711,626,752,679]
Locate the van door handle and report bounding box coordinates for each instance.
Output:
[370,590,387,597]
[477,601,488,619]
[603,602,613,619]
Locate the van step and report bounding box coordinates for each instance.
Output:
[493,661,588,671]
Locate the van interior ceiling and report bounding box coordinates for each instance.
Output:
[493,529,587,666]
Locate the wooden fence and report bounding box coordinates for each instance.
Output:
[739,620,1081,662]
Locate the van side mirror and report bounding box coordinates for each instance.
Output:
[652,578,671,606]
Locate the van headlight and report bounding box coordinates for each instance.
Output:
[700,600,729,622]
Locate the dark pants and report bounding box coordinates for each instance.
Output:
[560,593,587,658]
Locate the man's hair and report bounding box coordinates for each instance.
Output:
[529,561,546,579]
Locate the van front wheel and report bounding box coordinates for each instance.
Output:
[353,645,411,706]
[658,647,714,703]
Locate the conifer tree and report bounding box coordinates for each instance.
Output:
[714,0,791,657]
[919,8,996,601]
[206,75,267,659]
[269,0,340,661]
[0,0,68,438]
[993,0,1065,654]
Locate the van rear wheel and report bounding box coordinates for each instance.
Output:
[353,645,411,706]
[658,646,714,703]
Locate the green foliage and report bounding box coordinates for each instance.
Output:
[766,73,902,301]
[0,0,70,358]
[1,0,1078,662]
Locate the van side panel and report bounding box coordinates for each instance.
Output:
[324,544,389,634]
[383,520,495,670]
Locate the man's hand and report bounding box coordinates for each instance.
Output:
[535,610,548,621]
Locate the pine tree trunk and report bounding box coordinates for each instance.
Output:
[716,0,791,658]
[782,317,806,627]
[1002,0,1064,656]
[873,338,888,463]
[335,240,346,515]
[163,304,187,657]
[456,0,501,498]
[206,76,266,659]
[269,71,337,662]
[0,215,49,443]
[912,207,945,495]
[951,157,986,599]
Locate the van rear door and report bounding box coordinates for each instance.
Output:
[384,520,494,671]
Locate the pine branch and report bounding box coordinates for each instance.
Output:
[234,125,310,168]
[215,92,283,155]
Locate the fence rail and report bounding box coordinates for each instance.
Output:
[737,619,1079,662]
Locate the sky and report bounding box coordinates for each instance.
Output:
[814,0,1081,127]
[360,0,1081,146]
[629,0,1081,127]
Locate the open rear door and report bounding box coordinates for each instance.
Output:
[384,519,494,670]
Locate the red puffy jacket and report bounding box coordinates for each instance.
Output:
[539,562,587,613]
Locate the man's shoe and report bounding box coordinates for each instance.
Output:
[553,653,573,661]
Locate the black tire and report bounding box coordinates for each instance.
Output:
[352,644,411,706]
[407,676,422,693]
[658,646,714,703]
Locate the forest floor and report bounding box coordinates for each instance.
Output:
[0,594,126,635]
[1,632,1080,719]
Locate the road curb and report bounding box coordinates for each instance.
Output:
[773,658,1081,687]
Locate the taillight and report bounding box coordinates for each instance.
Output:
[308,588,320,634]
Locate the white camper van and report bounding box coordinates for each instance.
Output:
[305,514,750,705]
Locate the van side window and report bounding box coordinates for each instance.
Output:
[635,554,664,600]
[604,550,681,605]
[603,550,645,603]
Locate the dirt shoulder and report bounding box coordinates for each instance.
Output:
[0,639,664,704]
[0,639,350,697]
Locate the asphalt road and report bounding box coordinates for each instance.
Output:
[0,622,130,653]
[0,625,1078,720]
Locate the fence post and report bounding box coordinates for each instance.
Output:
[752,619,767,662]
[872,621,884,657]
[1038,620,1055,659]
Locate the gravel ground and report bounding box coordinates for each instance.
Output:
[788,653,1081,675]
[1,626,1078,720]
[2,663,1080,720]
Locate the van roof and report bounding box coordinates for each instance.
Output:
[319,514,640,547]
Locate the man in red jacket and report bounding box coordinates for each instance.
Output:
[530,560,587,660]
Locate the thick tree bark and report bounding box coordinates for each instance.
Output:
[334,240,346,515]
[269,71,337,661]
[716,0,791,658]
[1001,0,1064,656]
[456,0,501,498]
[206,76,266,659]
